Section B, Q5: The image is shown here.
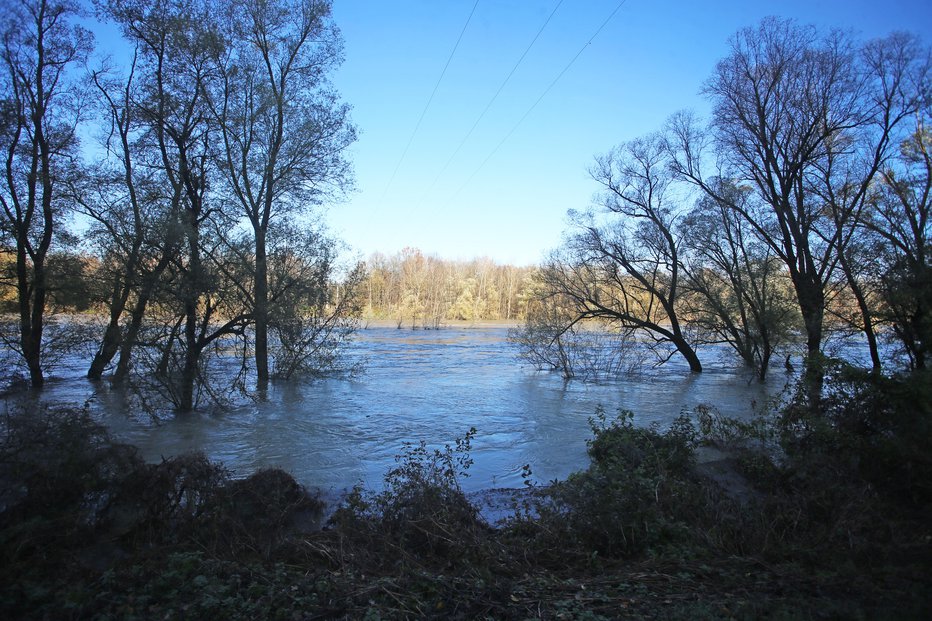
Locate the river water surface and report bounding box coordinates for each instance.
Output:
[12,325,794,493]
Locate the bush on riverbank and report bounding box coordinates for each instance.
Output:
[1,364,930,619]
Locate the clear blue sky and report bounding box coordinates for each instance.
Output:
[325,0,932,265]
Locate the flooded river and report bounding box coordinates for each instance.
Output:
[8,325,793,493]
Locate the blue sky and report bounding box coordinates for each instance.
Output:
[325,0,932,265]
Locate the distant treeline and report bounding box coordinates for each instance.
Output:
[0,247,540,326]
[360,249,536,326]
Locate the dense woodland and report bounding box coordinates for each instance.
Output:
[361,250,535,326]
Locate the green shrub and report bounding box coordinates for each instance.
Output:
[330,427,491,565]
[523,409,711,559]
[779,364,932,508]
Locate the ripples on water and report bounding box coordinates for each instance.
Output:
[12,325,795,493]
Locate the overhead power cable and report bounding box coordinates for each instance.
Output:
[382,0,480,198]
[444,0,629,207]
[424,0,566,196]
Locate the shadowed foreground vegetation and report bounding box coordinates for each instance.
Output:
[2,365,930,619]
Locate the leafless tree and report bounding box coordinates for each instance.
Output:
[868,99,932,369]
[681,182,799,379]
[104,0,254,410]
[269,240,365,379]
[0,0,91,387]
[210,0,356,383]
[669,18,862,368]
[77,54,184,380]
[808,32,929,370]
[537,135,702,372]
[669,20,930,379]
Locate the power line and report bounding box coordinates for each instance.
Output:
[423,0,566,197]
[382,0,480,199]
[444,0,629,208]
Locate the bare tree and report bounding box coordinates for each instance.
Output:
[668,21,931,379]
[210,0,355,383]
[78,54,184,380]
[868,101,932,369]
[268,227,364,379]
[104,0,254,411]
[681,182,799,379]
[511,282,636,379]
[808,32,929,371]
[0,0,91,387]
[669,18,862,367]
[537,135,702,372]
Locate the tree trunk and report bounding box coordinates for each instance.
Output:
[838,253,882,372]
[669,310,702,372]
[675,337,703,373]
[180,297,198,412]
[254,230,269,383]
[112,249,175,382]
[795,276,825,360]
[88,320,123,380]
[16,244,44,388]
[794,276,827,407]
[89,275,129,379]
[113,293,148,382]
[178,205,202,412]
[758,338,772,382]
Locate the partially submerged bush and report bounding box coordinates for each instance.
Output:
[681,365,932,562]
[205,468,324,558]
[513,409,717,560]
[0,406,321,585]
[330,427,491,565]
[780,364,932,508]
[90,453,320,560]
[104,452,228,547]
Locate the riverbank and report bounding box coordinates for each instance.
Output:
[2,364,930,619]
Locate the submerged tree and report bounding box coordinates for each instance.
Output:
[103,0,252,410]
[670,18,864,365]
[809,32,929,371]
[511,282,636,379]
[84,0,360,410]
[869,114,932,369]
[681,183,799,380]
[516,19,931,383]
[79,54,183,381]
[266,226,365,379]
[0,0,91,386]
[536,135,702,372]
[668,21,930,378]
[211,0,356,384]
